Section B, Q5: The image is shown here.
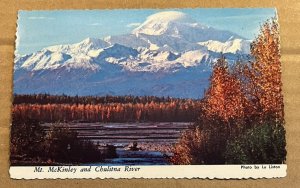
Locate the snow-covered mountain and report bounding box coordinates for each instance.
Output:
[14,11,252,98]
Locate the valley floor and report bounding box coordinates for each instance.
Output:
[43,122,191,165]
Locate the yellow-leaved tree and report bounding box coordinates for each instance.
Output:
[246,18,284,123]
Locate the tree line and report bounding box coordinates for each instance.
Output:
[13,94,189,105]
[13,96,202,123]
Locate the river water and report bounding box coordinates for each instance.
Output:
[43,122,190,165]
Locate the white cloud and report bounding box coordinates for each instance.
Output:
[126,22,141,28]
[28,16,55,20]
[89,23,102,26]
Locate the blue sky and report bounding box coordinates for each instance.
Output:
[16,8,276,55]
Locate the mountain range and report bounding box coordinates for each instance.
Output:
[14,11,252,98]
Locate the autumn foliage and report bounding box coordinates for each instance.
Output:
[203,57,247,122]
[246,18,283,123]
[171,18,286,164]
[13,95,202,123]
[10,18,286,165]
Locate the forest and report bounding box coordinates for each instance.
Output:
[10,18,286,165]
[11,95,201,165]
[13,95,202,122]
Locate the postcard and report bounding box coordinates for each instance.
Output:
[10,8,286,179]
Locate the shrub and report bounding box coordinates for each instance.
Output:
[11,119,107,165]
[45,124,104,163]
[171,118,231,165]
[224,123,286,164]
[105,145,118,158]
[10,118,46,159]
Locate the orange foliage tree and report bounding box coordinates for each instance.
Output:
[203,57,246,123]
[246,18,283,123]
[172,57,247,164]
[172,18,285,164]
[12,98,202,123]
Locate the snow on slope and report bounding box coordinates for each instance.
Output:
[132,11,197,36]
[47,37,109,54]
[198,39,251,54]
[104,11,247,53]
[20,50,72,71]
[14,11,252,98]
[132,11,244,43]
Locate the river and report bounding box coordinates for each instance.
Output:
[43,122,191,165]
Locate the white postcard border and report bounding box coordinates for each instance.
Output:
[10,164,287,179]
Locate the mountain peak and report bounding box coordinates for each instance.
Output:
[145,11,193,24]
[132,11,198,36]
[81,37,100,44]
[79,37,108,47]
